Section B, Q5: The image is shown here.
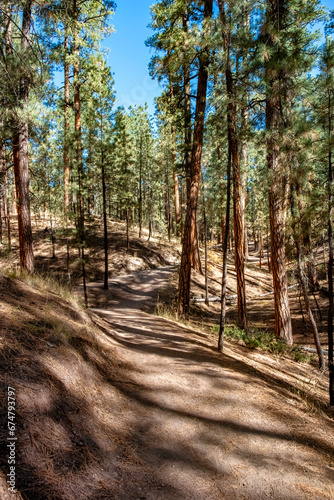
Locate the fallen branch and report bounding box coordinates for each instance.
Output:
[300,346,332,356]
[191,284,299,304]
[191,295,237,303]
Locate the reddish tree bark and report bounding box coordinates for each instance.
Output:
[178,0,213,317]
[218,0,247,330]
[328,86,334,405]
[170,84,180,226]
[219,144,232,352]
[265,0,293,345]
[182,12,202,274]
[73,0,87,306]
[12,0,34,273]
[0,141,4,245]
[64,25,70,213]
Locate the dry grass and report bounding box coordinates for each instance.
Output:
[0,271,128,499]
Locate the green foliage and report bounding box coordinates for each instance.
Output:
[211,324,312,363]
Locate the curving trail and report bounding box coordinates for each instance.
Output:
[86,267,334,500]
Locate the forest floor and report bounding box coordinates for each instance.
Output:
[0,217,334,499]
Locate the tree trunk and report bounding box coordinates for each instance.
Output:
[73,0,87,306]
[173,163,180,226]
[126,207,130,251]
[139,133,143,238]
[5,171,11,250]
[241,0,250,264]
[177,0,213,317]
[219,145,232,352]
[0,197,3,247]
[265,0,293,345]
[180,178,184,243]
[203,188,209,306]
[0,140,4,245]
[191,229,203,274]
[3,2,13,250]
[165,148,171,242]
[101,109,109,290]
[219,0,247,330]
[231,121,247,330]
[12,0,34,273]
[268,164,292,344]
[328,87,334,405]
[182,12,201,272]
[296,242,325,371]
[170,85,180,227]
[64,26,70,213]
[267,221,271,271]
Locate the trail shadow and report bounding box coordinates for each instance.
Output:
[1,273,333,500]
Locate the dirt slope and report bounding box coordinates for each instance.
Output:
[89,267,334,500]
[1,239,334,498]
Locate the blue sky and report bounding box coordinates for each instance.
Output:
[103,0,334,116]
[104,0,159,115]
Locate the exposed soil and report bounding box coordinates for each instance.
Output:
[1,219,334,499]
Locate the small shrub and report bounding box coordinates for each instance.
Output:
[225,325,246,342]
[290,346,312,363]
[211,324,313,363]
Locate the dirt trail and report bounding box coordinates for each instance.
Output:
[87,267,334,500]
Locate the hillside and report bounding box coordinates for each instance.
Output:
[0,222,334,499]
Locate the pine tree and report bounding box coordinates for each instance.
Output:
[218,0,247,330]
[261,0,321,345]
[177,0,213,317]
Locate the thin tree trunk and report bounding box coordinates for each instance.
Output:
[219,178,226,246]
[73,0,87,306]
[126,207,130,252]
[3,2,13,250]
[180,178,184,242]
[0,140,4,245]
[165,147,171,242]
[64,24,70,213]
[173,161,180,226]
[147,180,152,242]
[241,0,249,263]
[0,195,3,246]
[203,188,209,305]
[5,171,11,250]
[101,109,109,290]
[139,133,143,238]
[296,241,325,371]
[178,0,213,317]
[170,85,180,227]
[219,145,232,352]
[50,219,56,259]
[267,221,271,271]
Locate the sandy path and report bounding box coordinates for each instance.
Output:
[88,267,334,500]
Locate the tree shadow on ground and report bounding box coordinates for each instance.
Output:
[1,274,333,500]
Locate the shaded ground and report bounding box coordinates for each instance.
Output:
[1,219,334,499]
[157,243,331,351]
[2,216,330,350]
[83,266,334,499]
[0,263,334,499]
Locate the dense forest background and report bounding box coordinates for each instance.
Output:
[1,0,334,406]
